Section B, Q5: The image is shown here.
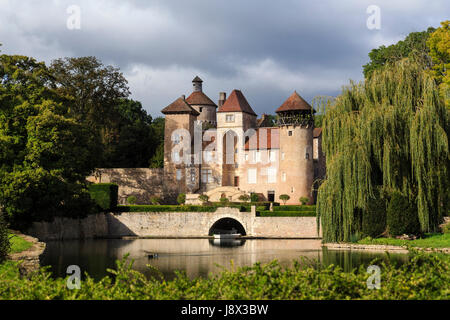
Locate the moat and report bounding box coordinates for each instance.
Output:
[40,239,409,280]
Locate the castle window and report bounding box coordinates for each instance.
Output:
[245,153,249,161]
[190,169,196,183]
[176,169,182,181]
[254,151,262,163]
[288,131,293,136]
[269,150,277,162]
[291,187,295,193]
[204,151,213,163]
[267,167,277,184]
[281,152,285,160]
[199,107,203,112]
[202,169,213,183]
[282,172,287,182]
[226,114,235,123]
[248,168,257,184]
[305,153,310,160]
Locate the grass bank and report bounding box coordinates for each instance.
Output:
[0,250,448,300]
[358,233,450,249]
[8,233,33,254]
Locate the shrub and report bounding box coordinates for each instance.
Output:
[150,196,162,205]
[299,197,309,205]
[219,197,230,205]
[127,196,137,205]
[177,193,186,205]
[88,183,119,211]
[198,194,209,204]
[362,195,387,238]
[387,192,421,236]
[238,194,250,203]
[274,205,316,212]
[250,193,259,203]
[0,211,10,263]
[279,194,290,205]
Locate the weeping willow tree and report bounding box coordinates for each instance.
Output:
[317,59,449,242]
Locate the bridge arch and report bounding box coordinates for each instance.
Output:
[208,217,247,236]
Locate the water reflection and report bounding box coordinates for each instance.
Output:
[40,239,408,281]
[209,239,246,247]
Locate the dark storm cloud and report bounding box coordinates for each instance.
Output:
[0,0,448,115]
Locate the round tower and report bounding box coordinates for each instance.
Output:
[186,76,218,126]
[276,91,315,205]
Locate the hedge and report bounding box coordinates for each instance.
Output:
[88,183,119,211]
[259,211,316,217]
[274,205,316,212]
[116,205,217,213]
[1,250,448,300]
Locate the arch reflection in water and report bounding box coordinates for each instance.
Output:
[209,238,246,247]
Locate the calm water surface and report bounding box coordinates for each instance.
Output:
[40,239,409,280]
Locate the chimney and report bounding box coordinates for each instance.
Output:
[219,92,227,107]
[192,76,203,92]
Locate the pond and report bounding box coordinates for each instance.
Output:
[40,238,409,281]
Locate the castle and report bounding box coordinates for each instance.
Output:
[160,76,325,205]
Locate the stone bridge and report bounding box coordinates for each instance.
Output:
[27,207,322,240]
[106,207,321,239]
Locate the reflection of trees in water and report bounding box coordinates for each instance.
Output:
[320,247,409,272]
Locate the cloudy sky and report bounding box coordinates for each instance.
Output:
[0,0,448,117]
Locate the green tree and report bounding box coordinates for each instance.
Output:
[0,54,97,228]
[317,59,448,242]
[427,21,450,109]
[279,194,290,205]
[363,28,435,78]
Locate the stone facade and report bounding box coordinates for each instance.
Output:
[87,168,165,204]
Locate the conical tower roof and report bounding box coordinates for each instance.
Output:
[276,91,313,113]
[218,90,257,116]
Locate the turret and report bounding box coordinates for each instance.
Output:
[186,76,217,126]
[276,91,315,204]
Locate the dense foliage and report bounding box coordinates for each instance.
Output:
[0,212,9,263]
[361,194,387,238]
[317,59,449,242]
[88,184,119,211]
[0,49,165,227]
[0,250,448,300]
[427,21,450,109]
[363,27,435,78]
[386,192,421,236]
[0,54,98,228]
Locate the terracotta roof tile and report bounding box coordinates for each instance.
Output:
[218,90,257,116]
[244,128,279,150]
[186,91,218,107]
[161,97,200,115]
[276,91,313,113]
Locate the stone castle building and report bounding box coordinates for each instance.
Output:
[89,76,325,205]
[161,77,325,205]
